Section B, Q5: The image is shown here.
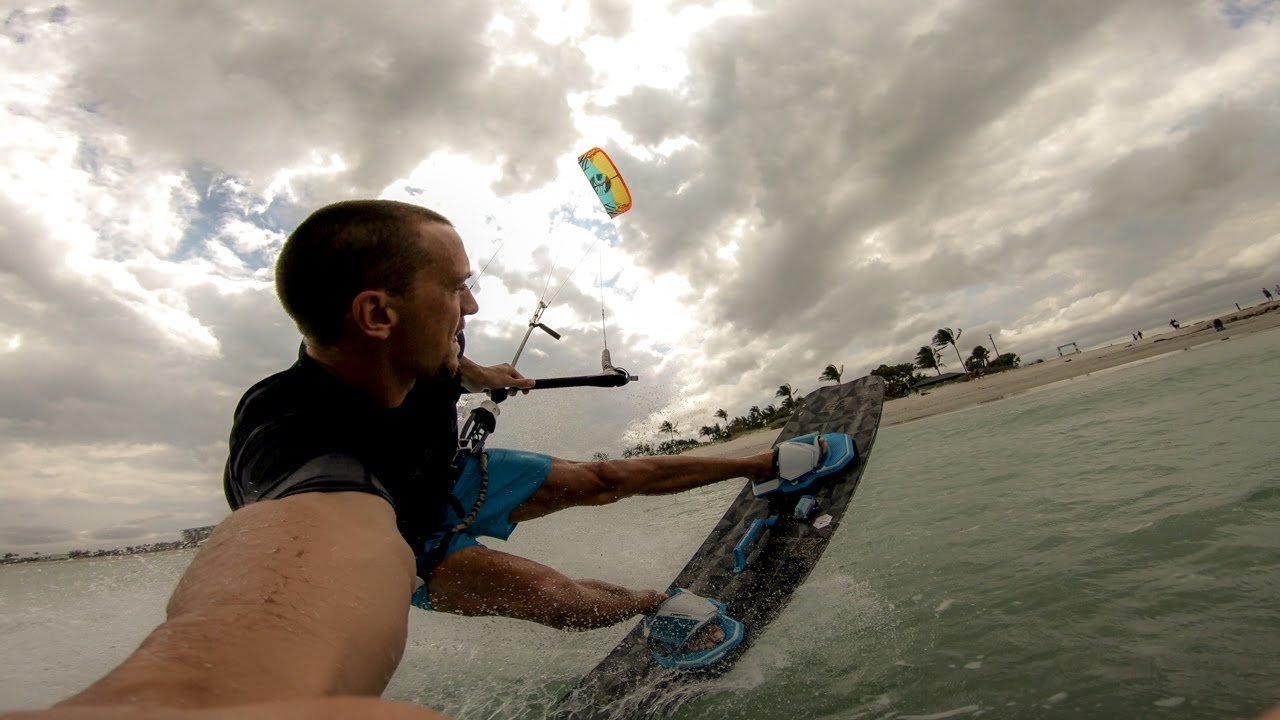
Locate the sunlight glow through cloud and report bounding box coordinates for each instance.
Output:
[1,0,1279,552]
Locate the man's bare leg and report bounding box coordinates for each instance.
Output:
[511,438,829,523]
[427,546,728,651]
[430,442,842,646]
[428,546,667,629]
[510,452,776,523]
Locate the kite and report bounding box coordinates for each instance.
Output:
[577,147,632,218]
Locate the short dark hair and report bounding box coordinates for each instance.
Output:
[275,200,453,345]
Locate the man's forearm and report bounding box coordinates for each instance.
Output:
[60,493,416,708]
[457,356,485,392]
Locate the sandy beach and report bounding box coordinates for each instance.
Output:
[688,301,1280,459]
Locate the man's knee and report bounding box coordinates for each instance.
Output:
[572,462,635,506]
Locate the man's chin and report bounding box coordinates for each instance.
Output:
[415,359,459,383]
[442,357,461,380]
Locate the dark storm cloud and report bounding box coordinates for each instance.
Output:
[58,2,590,197]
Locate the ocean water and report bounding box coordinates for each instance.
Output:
[1,329,1277,719]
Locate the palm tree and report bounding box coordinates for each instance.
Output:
[915,346,944,376]
[933,328,968,375]
[714,408,728,423]
[967,345,991,372]
[775,383,799,411]
[819,363,844,384]
[658,420,678,444]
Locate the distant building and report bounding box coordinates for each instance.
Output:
[909,372,968,391]
[181,526,216,545]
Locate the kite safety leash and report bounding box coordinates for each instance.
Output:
[450,400,499,533]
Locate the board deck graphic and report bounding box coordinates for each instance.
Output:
[557,375,886,719]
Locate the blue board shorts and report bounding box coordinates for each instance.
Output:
[411,448,552,611]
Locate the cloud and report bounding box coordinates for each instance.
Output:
[601,0,1280,385]
[2,0,1279,551]
[0,525,77,547]
[44,2,593,200]
[83,524,153,542]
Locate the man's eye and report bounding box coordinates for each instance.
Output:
[464,275,480,293]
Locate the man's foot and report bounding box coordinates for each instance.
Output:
[684,623,726,652]
[643,589,724,651]
[752,432,856,498]
[644,590,745,670]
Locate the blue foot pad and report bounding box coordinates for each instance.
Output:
[645,590,745,670]
[753,432,856,497]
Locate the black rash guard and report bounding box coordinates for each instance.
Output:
[223,345,463,559]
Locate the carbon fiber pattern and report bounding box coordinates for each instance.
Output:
[556,375,886,719]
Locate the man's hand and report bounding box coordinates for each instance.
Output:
[459,358,536,395]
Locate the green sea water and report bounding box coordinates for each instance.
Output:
[2,329,1277,718]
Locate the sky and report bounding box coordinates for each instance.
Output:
[1,0,1278,554]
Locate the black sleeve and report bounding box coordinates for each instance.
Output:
[267,453,394,506]
[225,421,393,511]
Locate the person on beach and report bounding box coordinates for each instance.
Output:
[9,200,844,719]
[1265,287,1274,301]
[1169,319,1180,330]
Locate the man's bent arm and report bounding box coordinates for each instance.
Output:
[60,492,418,708]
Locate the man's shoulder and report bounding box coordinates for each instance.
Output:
[225,364,371,509]
[232,362,336,431]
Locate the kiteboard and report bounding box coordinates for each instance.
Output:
[556,375,886,719]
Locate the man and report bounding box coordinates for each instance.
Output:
[8,200,838,719]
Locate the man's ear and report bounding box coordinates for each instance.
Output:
[351,290,397,340]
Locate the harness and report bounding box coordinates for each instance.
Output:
[420,400,499,572]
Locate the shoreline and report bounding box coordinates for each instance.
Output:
[686,301,1280,459]
[7,304,1275,559]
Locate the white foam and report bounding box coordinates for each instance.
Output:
[1153,697,1186,708]
[934,599,955,612]
[1047,692,1068,704]
[964,661,982,669]
[899,704,981,720]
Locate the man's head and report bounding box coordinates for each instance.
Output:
[276,199,477,379]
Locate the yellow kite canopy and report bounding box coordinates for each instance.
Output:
[577,147,632,218]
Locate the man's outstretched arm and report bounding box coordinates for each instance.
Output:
[58,492,419,709]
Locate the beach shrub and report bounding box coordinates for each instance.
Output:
[990,352,1021,368]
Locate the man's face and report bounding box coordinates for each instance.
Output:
[395,222,478,380]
